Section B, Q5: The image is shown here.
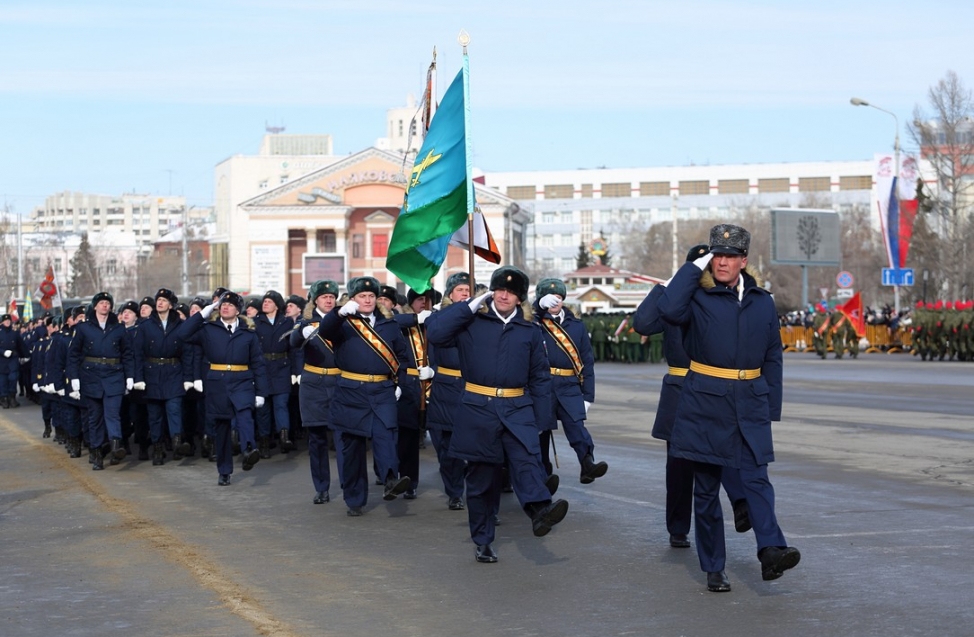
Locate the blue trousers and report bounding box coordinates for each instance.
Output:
[0,369,18,396]
[667,442,747,536]
[213,406,255,475]
[429,428,465,499]
[84,394,123,449]
[58,401,83,439]
[307,426,344,494]
[340,422,399,509]
[256,392,289,437]
[147,396,183,442]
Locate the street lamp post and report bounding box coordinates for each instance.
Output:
[850,96,901,315]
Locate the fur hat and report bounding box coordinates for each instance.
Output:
[190,296,208,310]
[155,287,178,306]
[0,314,10,323]
[308,280,340,303]
[709,224,750,256]
[286,294,307,311]
[219,292,245,312]
[262,290,285,313]
[407,288,442,306]
[489,266,530,302]
[119,300,140,315]
[377,284,398,302]
[535,278,567,301]
[348,276,381,297]
[212,287,229,302]
[139,296,155,309]
[92,291,115,310]
[445,272,471,297]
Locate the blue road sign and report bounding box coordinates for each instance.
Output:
[837,271,854,288]
[881,268,914,286]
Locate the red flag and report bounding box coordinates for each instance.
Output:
[33,265,62,310]
[898,199,919,268]
[7,293,19,322]
[836,292,865,337]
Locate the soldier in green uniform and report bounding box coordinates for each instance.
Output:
[590,315,608,362]
[811,305,831,359]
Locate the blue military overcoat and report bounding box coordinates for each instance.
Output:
[176,313,268,420]
[317,307,408,437]
[425,300,551,464]
[533,304,595,430]
[66,311,135,398]
[657,263,782,468]
[133,312,192,400]
[0,324,29,376]
[254,313,294,396]
[426,300,463,431]
[632,284,689,441]
[393,310,424,431]
[290,307,339,428]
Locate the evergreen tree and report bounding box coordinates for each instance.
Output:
[575,240,592,269]
[69,232,101,297]
[598,231,612,266]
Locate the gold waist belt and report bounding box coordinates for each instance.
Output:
[210,363,249,372]
[667,366,689,377]
[340,371,392,383]
[304,364,340,376]
[689,360,760,381]
[437,367,462,378]
[549,367,576,377]
[464,382,525,398]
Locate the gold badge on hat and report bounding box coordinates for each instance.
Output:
[506,275,512,282]
[723,231,730,238]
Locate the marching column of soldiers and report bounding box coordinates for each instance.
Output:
[14,226,809,592]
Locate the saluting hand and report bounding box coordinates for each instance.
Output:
[692,252,713,270]
[339,300,360,317]
[301,324,316,339]
[539,294,560,310]
[467,290,493,313]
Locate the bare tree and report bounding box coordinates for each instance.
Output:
[907,70,974,300]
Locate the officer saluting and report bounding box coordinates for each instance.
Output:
[658,224,800,593]
[176,292,267,485]
[317,276,411,516]
[426,266,569,563]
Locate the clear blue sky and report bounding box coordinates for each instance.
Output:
[2,0,972,215]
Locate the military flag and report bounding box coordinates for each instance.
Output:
[836,291,865,337]
[34,264,63,310]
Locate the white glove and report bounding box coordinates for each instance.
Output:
[432,303,441,311]
[193,379,203,392]
[291,374,299,385]
[302,324,316,339]
[131,381,144,391]
[395,386,402,401]
[338,300,360,317]
[584,400,592,416]
[32,383,39,392]
[200,301,218,319]
[539,294,561,310]
[69,390,80,400]
[692,252,713,270]
[417,366,435,380]
[417,310,432,324]
[20,357,30,364]
[43,384,55,394]
[183,381,193,391]
[71,379,80,392]
[467,290,493,313]
[3,350,11,358]
[255,396,265,408]
[56,388,65,396]
[126,378,134,391]
[294,375,301,385]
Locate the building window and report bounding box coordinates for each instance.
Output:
[639,181,669,196]
[372,233,388,258]
[506,185,536,199]
[580,210,592,243]
[542,212,555,224]
[798,176,830,192]
[718,179,750,194]
[53,260,62,272]
[280,174,289,185]
[317,229,337,252]
[601,182,631,197]
[679,180,710,196]
[581,184,593,198]
[758,178,790,193]
[544,184,574,199]
[106,259,117,275]
[259,180,269,190]
[93,218,101,226]
[839,175,872,190]
[352,234,364,259]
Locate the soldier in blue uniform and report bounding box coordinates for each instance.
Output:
[66,292,136,470]
[658,224,800,593]
[393,288,437,499]
[30,316,57,437]
[284,294,307,445]
[45,308,86,457]
[533,278,607,486]
[427,272,472,510]
[426,266,570,563]
[254,290,296,457]
[132,288,194,465]
[290,280,343,504]
[183,297,210,459]
[176,292,268,485]
[317,276,411,516]
[633,244,751,551]
[0,313,30,408]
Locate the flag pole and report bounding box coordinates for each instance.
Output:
[459,29,476,290]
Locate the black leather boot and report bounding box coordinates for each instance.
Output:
[0,396,9,409]
[8,395,20,408]
[68,437,82,458]
[43,420,52,438]
[91,447,104,470]
[580,454,608,484]
[259,436,272,459]
[110,438,126,464]
[279,429,294,453]
[152,443,166,466]
[173,434,192,458]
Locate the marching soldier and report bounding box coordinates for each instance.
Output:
[633,244,751,550]
[0,313,29,408]
[317,276,412,516]
[30,316,57,437]
[176,292,267,485]
[425,266,569,563]
[533,278,607,485]
[290,280,343,504]
[285,294,307,444]
[254,290,296,457]
[658,224,799,593]
[426,273,472,510]
[132,288,194,465]
[66,292,136,470]
[811,305,831,359]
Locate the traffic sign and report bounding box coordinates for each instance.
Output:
[820,287,830,299]
[836,288,855,299]
[836,271,854,288]
[881,268,914,286]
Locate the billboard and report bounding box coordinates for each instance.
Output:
[770,208,841,266]
[303,254,347,288]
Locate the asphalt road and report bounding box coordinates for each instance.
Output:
[2,353,973,637]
